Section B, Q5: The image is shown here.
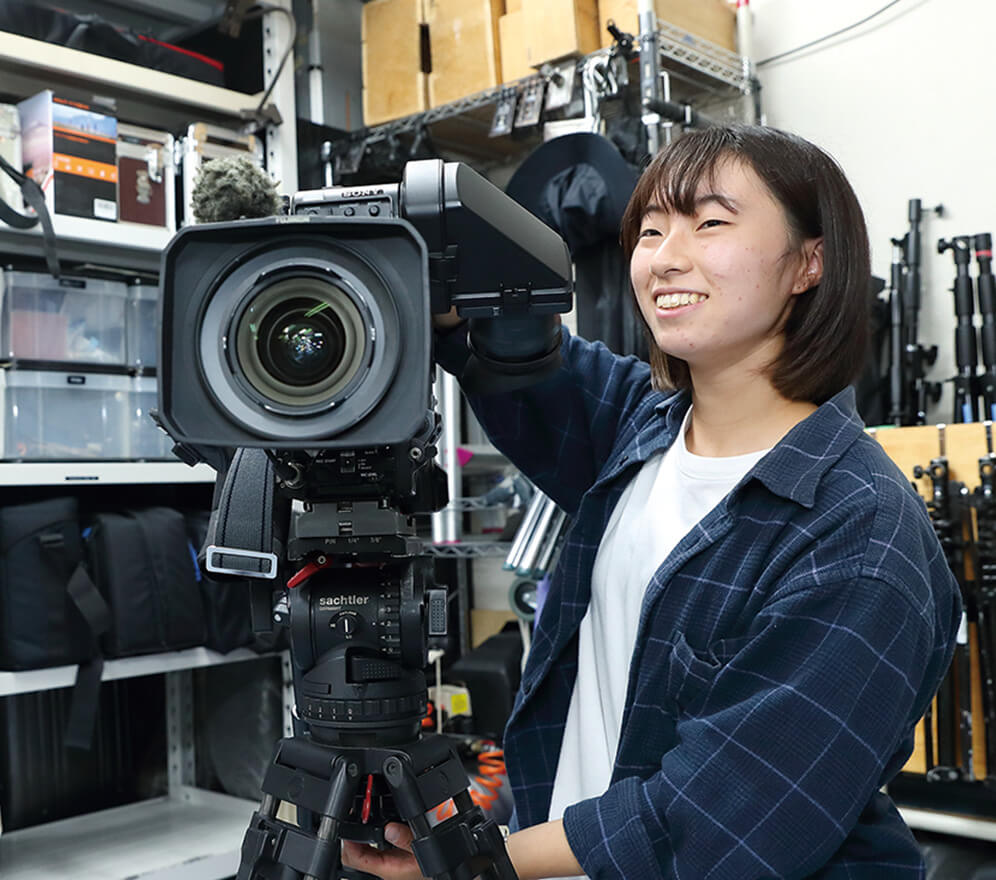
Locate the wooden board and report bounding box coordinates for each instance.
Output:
[597,0,736,52]
[521,0,600,68]
[868,422,992,780]
[498,11,534,82]
[425,0,504,108]
[362,0,428,126]
[471,609,518,649]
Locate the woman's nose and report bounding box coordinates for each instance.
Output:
[649,232,692,277]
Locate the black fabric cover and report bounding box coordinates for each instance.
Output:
[87,507,206,657]
[505,133,637,256]
[0,677,163,830]
[0,0,225,86]
[575,244,650,363]
[0,497,96,670]
[505,133,646,359]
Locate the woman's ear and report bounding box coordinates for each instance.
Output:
[792,239,824,294]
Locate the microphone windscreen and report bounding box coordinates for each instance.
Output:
[191,155,281,224]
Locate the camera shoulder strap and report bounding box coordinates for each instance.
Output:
[205,447,291,635]
[0,154,60,278]
[207,447,281,579]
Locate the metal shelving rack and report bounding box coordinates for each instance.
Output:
[0,647,284,880]
[0,461,215,486]
[335,18,753,173]
[0,8,298,878]
[0,11,299,272]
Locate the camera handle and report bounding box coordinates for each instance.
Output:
[237,734,518,880]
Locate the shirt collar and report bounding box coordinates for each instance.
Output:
[653,386,865,509]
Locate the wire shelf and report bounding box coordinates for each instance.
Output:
[426,541,512,558]
[339,23,750,159]
[655,21,746,90]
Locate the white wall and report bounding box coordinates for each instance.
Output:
[748,0,995,424]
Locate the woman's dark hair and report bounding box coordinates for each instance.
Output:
[620,124,871,404]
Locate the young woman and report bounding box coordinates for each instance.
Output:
[343,125,961,879]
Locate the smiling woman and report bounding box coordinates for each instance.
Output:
[350,125,962,880]
[621,125,870,410]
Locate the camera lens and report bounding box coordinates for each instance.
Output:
[257,299,346,387]
[234,274,370,410]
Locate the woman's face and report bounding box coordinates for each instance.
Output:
[630,159,822,383]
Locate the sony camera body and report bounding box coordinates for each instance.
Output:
[157,159,572,463]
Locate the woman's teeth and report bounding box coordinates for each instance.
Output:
[656,292,707,310]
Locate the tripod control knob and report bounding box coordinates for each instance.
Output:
[332,611,360,636]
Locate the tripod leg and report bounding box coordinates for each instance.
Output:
[381,753,519,880]
[238,749,361,880]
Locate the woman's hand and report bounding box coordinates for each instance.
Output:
[341,823,423,880]
[432,307,463,330]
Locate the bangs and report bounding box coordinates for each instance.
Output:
[646,140,730,217]
[620,130,738,256]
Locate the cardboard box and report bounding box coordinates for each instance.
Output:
[470,609,518,649]
[362,0,429,126]
[521,0,599,67]
[18,91,118,223]
[426,0,504,108]
[598,0,736,52]
[499,11,534,82]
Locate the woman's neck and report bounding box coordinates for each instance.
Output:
[684,368,817,458]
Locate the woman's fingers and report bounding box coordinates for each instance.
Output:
[384,822,415,850]
[340,824,421,880]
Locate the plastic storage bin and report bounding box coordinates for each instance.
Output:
[0,269,128,367]
[127,283,159,371]
[0,369,130,459]
[131,375,174,460]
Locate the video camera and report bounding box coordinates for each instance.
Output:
[156,159,572,880]
[159,159,570,453]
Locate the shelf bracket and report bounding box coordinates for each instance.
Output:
[166,669,196,796]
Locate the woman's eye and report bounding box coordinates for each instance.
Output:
[638,227,661,238]
[698,219,726,230]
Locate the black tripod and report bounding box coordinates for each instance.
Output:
[938,235,979,424]
[236,562,518,880]
[239,734,515,880]
[209,450,519,880]
[975,233,996,421]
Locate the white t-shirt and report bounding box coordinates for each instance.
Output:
[546,410,769,875]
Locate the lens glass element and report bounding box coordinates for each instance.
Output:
[258,299,346,387]
[234,275,369,410]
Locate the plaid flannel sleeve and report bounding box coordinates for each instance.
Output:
[434,324,655,513]
[562,576,944,880]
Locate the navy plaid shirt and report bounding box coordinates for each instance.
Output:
[437,327,960,879]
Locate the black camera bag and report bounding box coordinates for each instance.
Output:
[87,507,206,657]
[0,496,108,670]
[0,496,112,748]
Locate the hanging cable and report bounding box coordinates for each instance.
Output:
[757,0,905,67]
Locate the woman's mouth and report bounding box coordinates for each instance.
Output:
[655,292,707,310]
